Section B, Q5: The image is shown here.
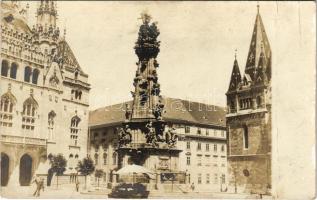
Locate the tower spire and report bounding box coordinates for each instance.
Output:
[227,50,242,92]
[244,5,271,81]
[36,0,57,27]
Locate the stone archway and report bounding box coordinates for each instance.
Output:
[1,153,10,186]
[19,154,33,186]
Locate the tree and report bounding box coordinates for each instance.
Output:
[48,154,67,189]
[95,169,104,189]
[77,157,95,189]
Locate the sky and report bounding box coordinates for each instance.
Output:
[24,1,313,110]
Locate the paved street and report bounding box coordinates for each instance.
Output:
[1,183,271,199]
[1,184,108,199]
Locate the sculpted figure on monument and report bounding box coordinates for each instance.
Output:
[125,104,131,120]
[145,122,158,147]
[117,125,132,147]
[153,99,164,120]
[165,126,177,147]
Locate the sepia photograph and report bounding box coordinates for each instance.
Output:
[0,1,315,199]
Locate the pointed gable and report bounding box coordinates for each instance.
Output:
[228,58,242,92]
[58,40,86,74]
[44,62,63,90]
[245,7,271,81]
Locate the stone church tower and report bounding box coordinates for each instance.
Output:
[226,6,272,195]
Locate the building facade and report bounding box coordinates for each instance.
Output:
[89,98,227,192]
[226,7,272,195]
[1,1,90,187]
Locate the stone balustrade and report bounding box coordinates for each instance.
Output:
[0,134,46,146]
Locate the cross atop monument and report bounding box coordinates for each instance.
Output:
[140,11,152,24]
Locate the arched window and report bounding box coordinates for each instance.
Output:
[48,111,56,140]
[243,125,249,149]
[32,69,39,84]
[103,153,107,165]
[74,71,78,80]
[256,96,262,108]
[74,154,79,167]
[78,91,82,100]
[94,153,99,165]
[10,63,18,79]
[22,94,38,131]
[112,152,117,165]
[70,116,81,146]
[69,154,74,169]
[1,60,9,77]
[24,66,32,82]
[0,86,17,127]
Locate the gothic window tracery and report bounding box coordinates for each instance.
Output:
[22,93,38,131]
[0,86,16,127]
[70,115,81,146]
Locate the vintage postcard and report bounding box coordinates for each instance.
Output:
[0,1,315,199]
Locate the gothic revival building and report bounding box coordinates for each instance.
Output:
[226,6,272,194]
[1,1,90,187]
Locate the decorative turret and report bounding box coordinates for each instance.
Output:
[36,0,57,27]
[33,0,60,44]
[244,5,271,81]
[227,50,242,92]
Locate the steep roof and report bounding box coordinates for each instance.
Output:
[58,40,85,74]
[227,58,242,92]
[89,97,226,128]
[245,7,271,80]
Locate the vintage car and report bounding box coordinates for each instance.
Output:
[108,183,150,198]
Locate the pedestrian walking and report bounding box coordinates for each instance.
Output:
[40,177,45,192]
[75,178,80,192]
[32,175,41,197]
[190,182,195,191]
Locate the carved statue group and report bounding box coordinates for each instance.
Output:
[117,13,178,150]
[117,125,132,147]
